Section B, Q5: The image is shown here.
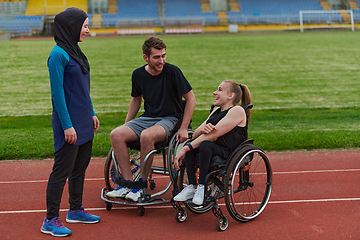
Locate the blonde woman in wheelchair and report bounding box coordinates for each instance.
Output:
[174,80,252,205]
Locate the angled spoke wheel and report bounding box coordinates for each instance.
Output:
[225,146,272,222]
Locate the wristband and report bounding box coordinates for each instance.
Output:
[186,142,194,151]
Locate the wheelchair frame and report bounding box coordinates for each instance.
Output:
[100,119,195,215]
[101,104,272,230]
[171,139,272,231]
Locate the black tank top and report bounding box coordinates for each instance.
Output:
[206,107,248,157]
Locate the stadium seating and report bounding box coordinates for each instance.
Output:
[354,0,360,20]
[0,15,43,34]
[117,0,158,19]
[25,0,87,16]
[0,0,27,17]
[353,9,360,20]
[1,0,359,36]
[227,0,325,24]
[101,0,219,27]
[102,0,159,27]
[108,0,117,14]
[88,0,108,14]
[0,1,43,35]
[163,0,218,23]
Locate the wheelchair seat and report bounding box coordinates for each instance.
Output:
[126,140,167,152]
[209,156,227,169]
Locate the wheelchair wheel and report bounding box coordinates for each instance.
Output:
[149,179,156,190]
[224,146,272,222]
[167,129,194,188]
[105,202,112,211]
[104,148,118,191]
[178,167,219,214]
[138,206,145,216]
[104,147,141,191]
[175,208,187,223]
[217,215,229,231]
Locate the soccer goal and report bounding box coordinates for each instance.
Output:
[299,10,354,32]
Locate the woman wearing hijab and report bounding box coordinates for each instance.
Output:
[41,8,100,237]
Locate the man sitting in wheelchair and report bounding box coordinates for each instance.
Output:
[173,80,252,205]
[106,36,196,202]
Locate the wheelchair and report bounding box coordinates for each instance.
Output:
[171,104,273,231]
[101,117,194,216]
[101,104,272,231]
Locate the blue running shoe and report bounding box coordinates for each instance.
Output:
[66,206,100,224]
[41,217,72,237]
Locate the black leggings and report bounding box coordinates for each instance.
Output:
[46,140,92,219]
[184,140,225,185]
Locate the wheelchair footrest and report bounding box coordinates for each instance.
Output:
[101,188,170,206]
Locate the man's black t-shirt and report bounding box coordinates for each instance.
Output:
[131,63,192,119]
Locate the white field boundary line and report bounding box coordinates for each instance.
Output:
[1,168,360,184]
[2,104,360,117]
[1,197,360,214]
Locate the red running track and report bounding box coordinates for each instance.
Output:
[0,150,360,239]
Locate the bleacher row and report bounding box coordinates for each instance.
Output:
[228,0,324,24]
[1,0,360,36]
[354,0,360,20]
[0,15,42,33]
[102,0,359,27]
[101,0,218,27]
[0,0,42,35]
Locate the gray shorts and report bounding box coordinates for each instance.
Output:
[124,116,179,142]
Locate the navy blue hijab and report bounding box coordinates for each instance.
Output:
[53,7,90,74]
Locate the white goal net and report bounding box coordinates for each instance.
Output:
[299,10,354,32]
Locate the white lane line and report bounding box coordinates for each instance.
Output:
[0,179,103,184]
[0,176,170,184]
[1,169,359,184]
[275,168,360,175]
[269,197,360,204]
[1,197,360,214]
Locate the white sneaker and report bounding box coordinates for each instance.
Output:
[173,184,195,201]
[125,188,144,202]
[192,184,205,205]
[106,185,131,198]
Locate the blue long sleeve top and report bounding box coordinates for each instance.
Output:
[48,45,95,152]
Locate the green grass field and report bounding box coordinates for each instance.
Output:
[1,32,360,160]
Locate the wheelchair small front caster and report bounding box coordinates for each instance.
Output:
[149,179,156,190]
[217,215,229,231]
[144,194,151,202]
[105,202,112,211]
[138,206,145,216]
[175,208,187,223]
